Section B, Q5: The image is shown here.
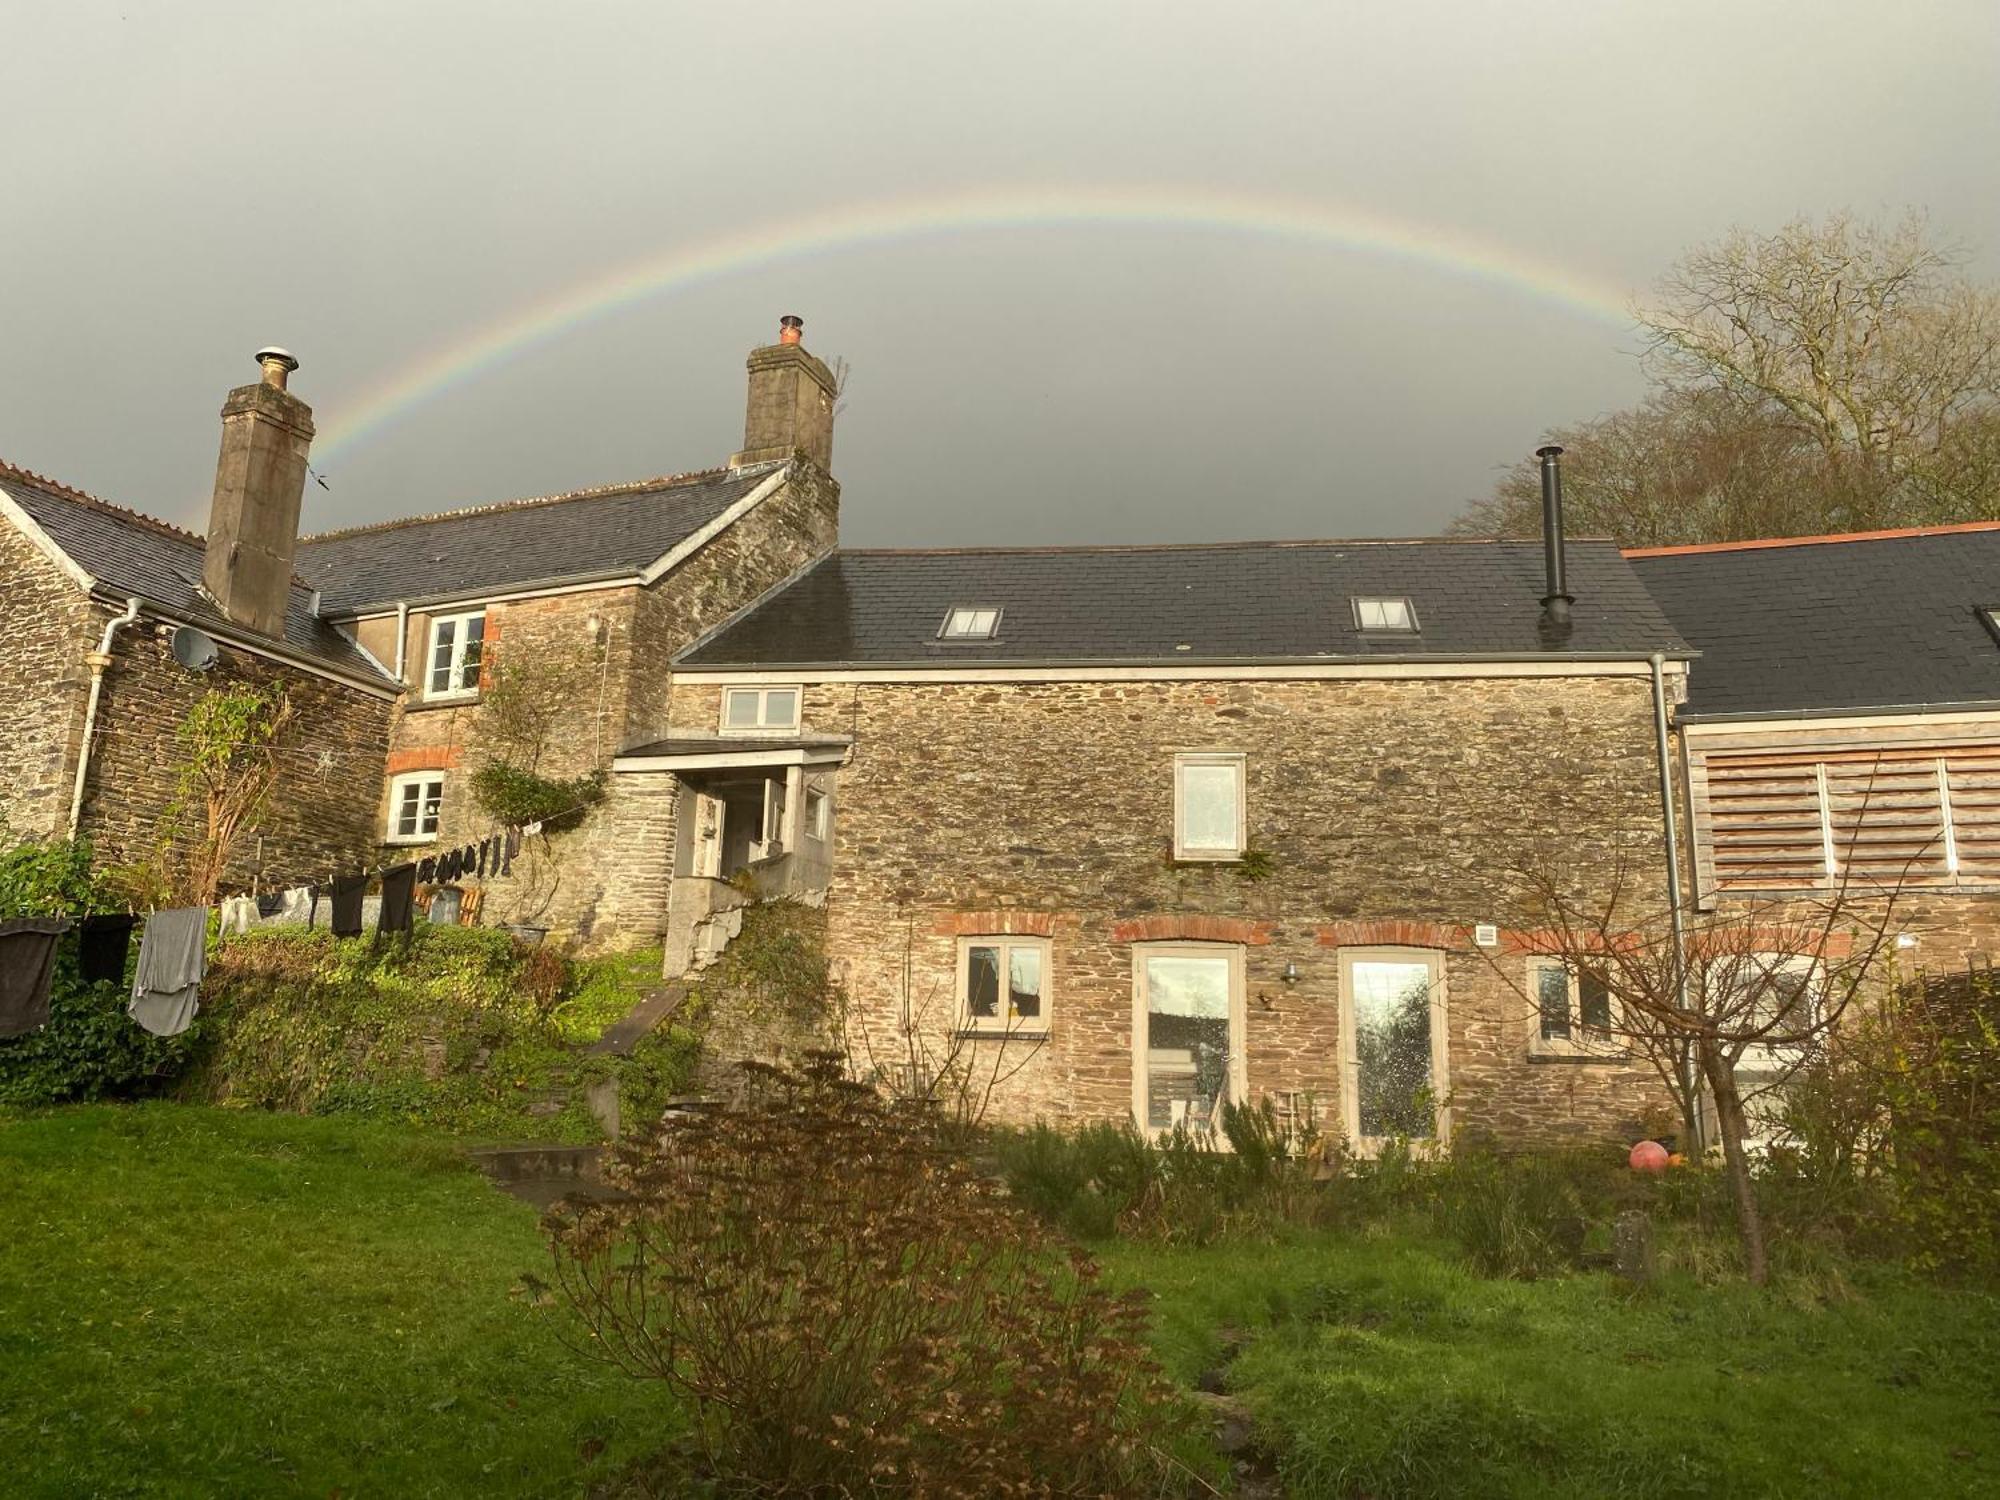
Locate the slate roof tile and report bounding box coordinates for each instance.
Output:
[677,539,1686,666]
[0,461,387,682]
[1629,526,2000,718]
[295,466,769,615]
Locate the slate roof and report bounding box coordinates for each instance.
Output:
[1629,524,2000,719]
[296,467,769,615]
[0,462,388,683]
[677,539,1688,667]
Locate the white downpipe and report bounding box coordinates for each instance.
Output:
[67,597,143,838]
[392,601,410,683]
[1650,652,1704,1153]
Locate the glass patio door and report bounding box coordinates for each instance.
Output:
[1340,951,1447,1149]
[1133,946,1245,1137]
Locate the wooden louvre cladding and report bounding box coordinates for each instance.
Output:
[1690,731,2000,894]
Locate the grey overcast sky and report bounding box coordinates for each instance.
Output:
[3,2,1996,546]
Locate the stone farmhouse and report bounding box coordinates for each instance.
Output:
[6,318,1998,1148]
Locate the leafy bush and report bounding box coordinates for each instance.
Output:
[996,1100,1327,1245]
[468,763,604,828]
[542,1056,1180,1496]
[186,926,680,1141]
[0,837,200,1105]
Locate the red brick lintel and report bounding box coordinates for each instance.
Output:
[932,911,1059,938]
[388,745,463,774]
[1110,916,1274,945]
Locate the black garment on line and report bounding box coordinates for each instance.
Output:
[256,891,284,918]
[0,917,73,1038]
[378,864,417,935]
[77,914,138,986]
[329,874,368,937]
[416,857,437,884]
[500,832,514,876]
[477,839,489,878]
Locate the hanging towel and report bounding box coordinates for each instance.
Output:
[523,820,543,837]
[77,914,138,986]
[329,874,368,937]
[0,917,73,1038]
[219,895,258,935]
[129,907,208,1038]
[269,886,316,926]
[378,864,417,935]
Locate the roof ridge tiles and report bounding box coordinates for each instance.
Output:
[1624,520,2000,558]
[299,464,738,543]
[0,456,209,549]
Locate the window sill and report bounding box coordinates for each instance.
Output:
[1525,1048,1630,1065]
[405,694,480,714]
[384,834,441,847]
[1170,851,1244,865]
[955,1026,1050,1042]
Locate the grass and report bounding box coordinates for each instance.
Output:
[1098,1228,2000,1499]
[8,1102,1997,1498]
[0,1104,672,1499]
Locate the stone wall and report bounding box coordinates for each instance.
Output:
[78,610,395,890]
[0,521,93,839]
[669,672,1676,1146]
[358,464,837,947]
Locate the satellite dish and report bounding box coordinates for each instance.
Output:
[170,626,219,672]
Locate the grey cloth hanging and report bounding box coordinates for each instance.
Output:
[129,907,209,1038]
[0,917,73,1038]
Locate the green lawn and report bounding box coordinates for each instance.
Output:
[1098,1231,2000,1499]
[0,1105,671,1499]
[5,1105,1997,1498]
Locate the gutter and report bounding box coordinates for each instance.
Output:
[68,597,143,838]
[671,649,1702,674]
[1677,697,2000,725]
[87,589,402,699]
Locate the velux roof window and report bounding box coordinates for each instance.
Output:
[1352,597,1418,632]
[939,606,1001,640]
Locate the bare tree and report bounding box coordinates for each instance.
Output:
[1456,212,2000,544]
[164,686,296,904]
[1497,854,1907,1284]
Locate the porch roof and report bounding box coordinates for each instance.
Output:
[611,735,851,772]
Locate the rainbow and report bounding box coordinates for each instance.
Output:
[314,184,1637,463]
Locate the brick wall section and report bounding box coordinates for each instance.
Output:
[79,610,394,889]
[670,673,1674,1146]
[0,521,93,839]
[353,465,838,946]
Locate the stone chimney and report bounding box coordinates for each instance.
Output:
[202,347,314,638]
[730,315,837,471]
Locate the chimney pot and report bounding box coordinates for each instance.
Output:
[778,315,804,345]
[256,346,299,390]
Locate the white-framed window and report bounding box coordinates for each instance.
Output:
[1132,943,1246,1137]
[386,773,444,844]
[804,783,830,841]
[1173,752,1246,861]
[939,606,1001,640]
[1352,597,1418,632]
[424,610,485,699]
[1527,958,1622,1059]
[1339,947,1449,1151]
[721,685,801,733]
[958,936,1050,1035]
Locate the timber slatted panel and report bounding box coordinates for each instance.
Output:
[1701,746,1981,891]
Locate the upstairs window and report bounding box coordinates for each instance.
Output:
[1353,597,1418,632]
[1174,752,1246,861]
[721,685,801,733]
[939,606,1001,640]
[387,773,444,844]
[425,611,485,699]
[959,936,1050,1035]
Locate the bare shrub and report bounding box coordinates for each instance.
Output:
[540,1055,1182,1497]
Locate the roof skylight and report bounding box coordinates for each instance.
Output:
[940,606,1001,640]
[1353,596,1418,632]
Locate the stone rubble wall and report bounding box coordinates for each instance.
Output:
[669,672,1677,1147]
[0,521,94,840]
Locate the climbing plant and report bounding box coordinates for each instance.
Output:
[163,686,296,904]
[469,637,607,827]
